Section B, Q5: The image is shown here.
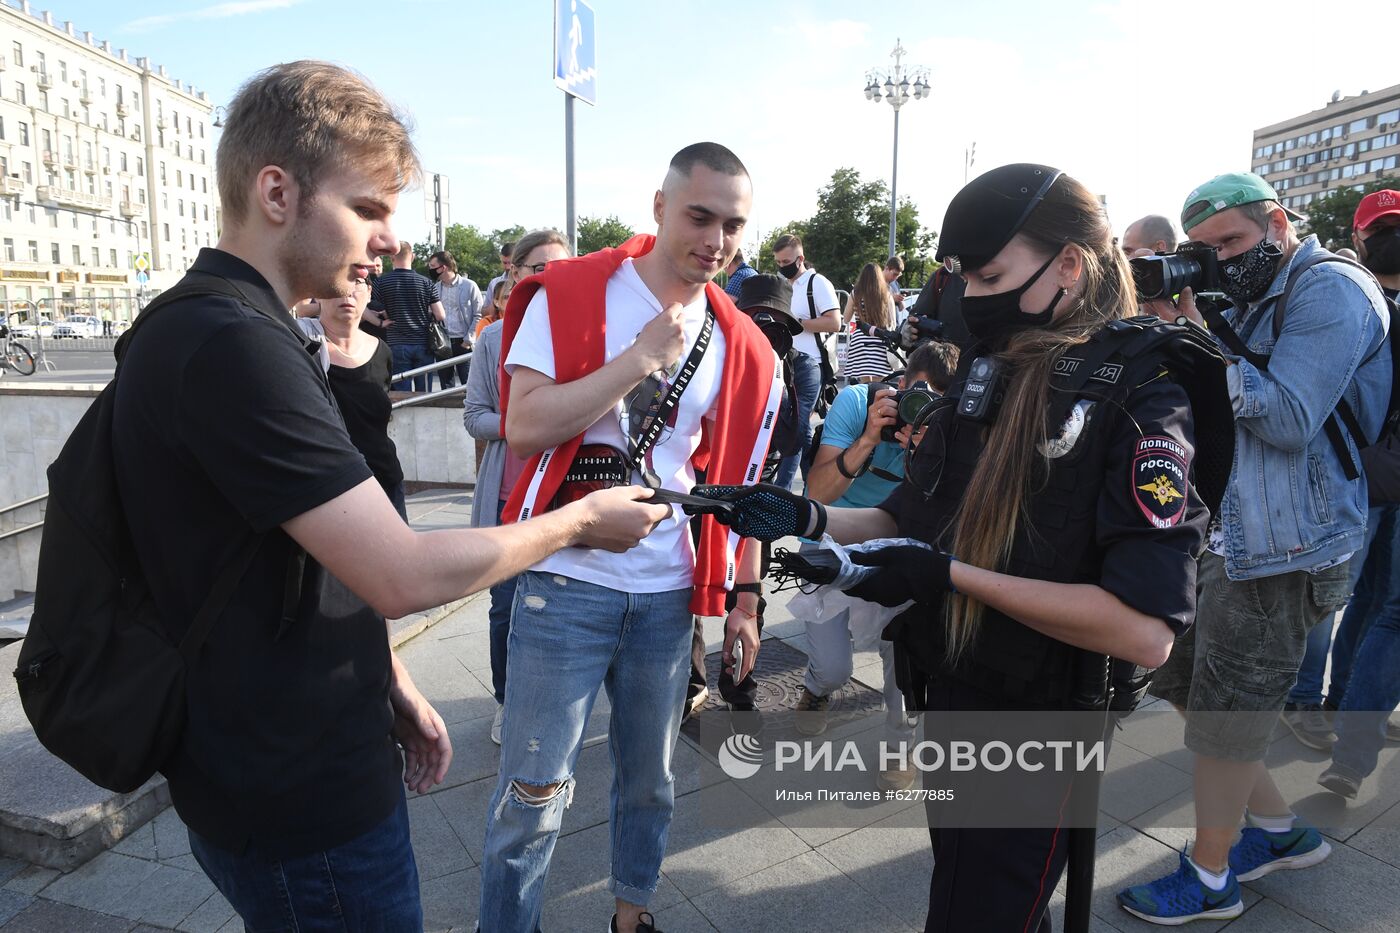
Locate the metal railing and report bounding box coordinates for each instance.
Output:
[2,304,56,373]
[0,493,47,543]
[390,351,472,410]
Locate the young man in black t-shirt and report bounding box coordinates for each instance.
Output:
[112,61,669,932]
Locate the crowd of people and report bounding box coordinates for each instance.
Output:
[24,57,1400,933]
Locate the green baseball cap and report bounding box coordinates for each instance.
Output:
[1180,172,1303,233]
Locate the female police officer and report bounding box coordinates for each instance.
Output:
[688,164,1230,932]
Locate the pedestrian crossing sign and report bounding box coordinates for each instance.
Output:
[554,0,596,105]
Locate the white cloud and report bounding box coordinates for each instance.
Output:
[122,0,304,34]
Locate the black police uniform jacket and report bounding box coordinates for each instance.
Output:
[880,317,1228,711]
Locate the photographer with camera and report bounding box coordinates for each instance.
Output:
[908,263,972,352]
[791,341,957,790]
[686,164,1232,931]
[1119,172,1392,923]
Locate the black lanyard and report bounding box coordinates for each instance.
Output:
[626,301,715,486]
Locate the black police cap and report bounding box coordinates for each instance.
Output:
[737,274,802,335]
[935,163,1064,273]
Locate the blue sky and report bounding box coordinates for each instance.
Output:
[45,0,1400,261]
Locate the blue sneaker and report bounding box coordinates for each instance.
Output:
[1229,824,1331,882]
[1117,851,1243,925]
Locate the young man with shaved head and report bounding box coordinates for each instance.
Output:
[481,143,781,933]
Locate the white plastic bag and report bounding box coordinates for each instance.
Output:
[785,535,931,646]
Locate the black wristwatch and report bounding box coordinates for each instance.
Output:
[732,583,763,595]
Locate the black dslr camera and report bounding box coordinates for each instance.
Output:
[1129,244,1220,300]
[858,314,945,353]
[867,380,940,442]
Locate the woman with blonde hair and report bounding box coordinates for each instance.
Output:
[691,163,1231,931]
[842,261,896,384]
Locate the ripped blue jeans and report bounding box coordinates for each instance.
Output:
[478,571,692,933]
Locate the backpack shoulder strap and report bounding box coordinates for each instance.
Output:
[114,273,255,369]
[177,534,265,663]
[807,274,817,318]
[1270,251,1390,474]
[1270,251,1378,340]
[114,273,272,657]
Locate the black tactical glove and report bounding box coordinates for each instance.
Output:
[844,545,954,607]
[684,483,826,542]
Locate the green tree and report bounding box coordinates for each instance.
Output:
[1303,176,1400,250]
[409,239,436,276]
[750,169,937,291]
[802,168,888,291]
[411,224,525,286]
[870,196,939,288]
[756,222,808,275]
[578,215,636,255]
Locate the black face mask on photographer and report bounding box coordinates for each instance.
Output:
[959,251,1066,344]
[1218,233,1284,305]
[1361,227,1400,276]
[777,260,801,280]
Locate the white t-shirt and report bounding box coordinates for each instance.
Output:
[504,258,725,593]
[789,267,839,360]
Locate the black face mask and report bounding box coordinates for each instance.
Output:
[426,267,442,281]
[1218,236,1283,305]
[959,252,1065,345]
[1362,228,1400,276]
[778,261,801,280]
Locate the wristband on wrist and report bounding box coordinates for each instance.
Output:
[807,500,828,539]
[732,582,763,595]
[835,447,870,480]
[729,605,759,623]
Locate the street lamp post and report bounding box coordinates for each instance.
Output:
[864,40,929,260]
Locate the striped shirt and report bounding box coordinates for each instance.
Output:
[844,328,891,381]
[372,269,439,347]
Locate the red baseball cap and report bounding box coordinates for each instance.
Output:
[1354,189,1400,231]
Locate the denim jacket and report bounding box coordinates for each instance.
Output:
[1216,235,1392,579]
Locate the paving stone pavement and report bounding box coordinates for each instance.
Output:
[5,492,1400,931]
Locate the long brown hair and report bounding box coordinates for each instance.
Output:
[944,173,1139,664]
[850,262,894,330]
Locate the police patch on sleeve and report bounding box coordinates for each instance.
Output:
[1132,435,1189,528]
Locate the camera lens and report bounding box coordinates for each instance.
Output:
[898,387,937,426]
[1130,250,1214,300]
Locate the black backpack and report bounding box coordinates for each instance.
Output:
[1199,251,1400,502]
[13,274,264,793]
